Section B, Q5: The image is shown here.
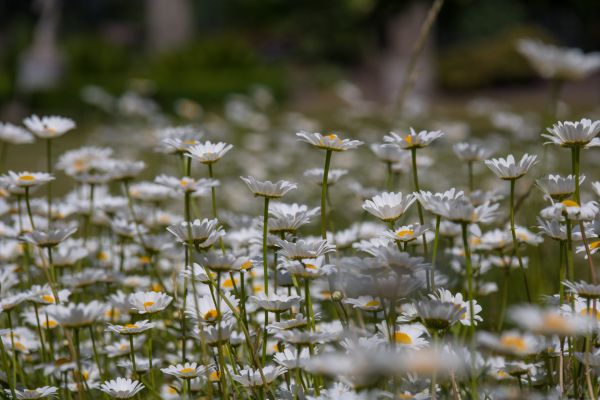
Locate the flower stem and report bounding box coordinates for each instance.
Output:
[460,222,478,400]
[571,146,581,204]
[46,138,53,229]
[129,334,138,378]
[262,197,270,294]
[430,215,441,291]
[321,150,332,239]
[509,179,532,303]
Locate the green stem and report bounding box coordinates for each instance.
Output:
[430,215,441,291]
[410,148,429,277]
[572,146,581,204]
[460,223,478,400]
[509,179,532,303]
[46,138,53,229]
[129,335,138,379]
[6,312,18,399]
[467,161,474,193]
[321,150,332,239]
[262,197,270,294]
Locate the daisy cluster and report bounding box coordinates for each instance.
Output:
[0,41,599,400]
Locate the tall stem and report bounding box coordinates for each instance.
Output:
[509,179,532,303]
[46,138,53,229]
[430,215,441,290]
[320,150,332,239]
[262,197,270,295]
[460,223,478,400]
[572,146,581,204]
[467,161,474,193]
[410,148,429,280]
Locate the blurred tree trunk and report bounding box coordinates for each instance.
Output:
[146,0,193,53]
[17,0,63,92]
[359,1,435,106]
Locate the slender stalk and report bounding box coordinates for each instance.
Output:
[497,268,509,331]
[320,150,332,239]
[572,146,581,203]
[262,197,270,294]
[430,215,441,290]
[410,148,429,276]
[578,220,597,284]
[129,335,138,378]
[385,161,393,192]
[509,179,532,303]
[467,161,474,193]
[89,325,105,380]
[460,223,478,400]
[6,311,18,399]
[46,138,53,229]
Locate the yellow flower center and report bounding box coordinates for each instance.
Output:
[325,134,338,140]
[180,179,191,187]
[561,200,579,207]
[500,335,526,351]
[143,301,155,309]
[240,260,253,270]
[580,308,600,320]
[394,332,413,344]
[105,309,121,319]
[222,278,237,289]
[305,264,317,270]
[543,314,569,331]
[404,135,413,144]
[180,367,196,374]
[151,283,162,292]
[167,386,178,394]
[119,344,128,351]
[97,251,109,261]
[45,320,58,328]
[18,175,35,181]
[41,294,55,303]
[396,229,414,238]
[15,342,26,351]
[365,300,380,308]
[183,140,198,145]
[209,371,220,381]
[590,241,600,250]
[124,324,138,329]
[82,371,89,381]
[204,309,219,320]
[139,256,151,264]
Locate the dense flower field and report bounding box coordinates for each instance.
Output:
[0,40,599,400]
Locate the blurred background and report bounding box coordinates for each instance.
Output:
[1,0,599,120]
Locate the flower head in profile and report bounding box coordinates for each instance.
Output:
[362,192,416,222]
[106,320,155,335]
[296,131,363,151]
[21,227,77,248]
[161,362,205,379]
[240,176,297,198]
[231,365,287,388]
[415,299,465,331]
[453,142,494,162]
[484,154,538,180]
[517,39,600,81]
[543,118,600,148]
[536,174,584,201]
[23,115,76,138]
[1,171,55,188]
[384,128,445,150]
[275,238,336,260]
[99,378,144,398]
[0,122,34,144]
[167,218,225,247]
[155,175,219,194]
[185,141,233,164]
[128,291,173,314]
[5,385,59,399]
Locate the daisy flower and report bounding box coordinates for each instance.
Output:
[275,238,335,260]
[128,291,172,314]
[296,131,363,151]
[21,227,77,248]
[484,154,538,180]
[231,365,287,388]
[343,295,383,311]
[5,386,59,399]
[429,288,483,326]
[167,218,225,247]
[249,293,302,313]
[46,301,107,328]
[542,118,600,148]
[509,305,590,337]
[540,200,599,221]
[362,192,416,222]
[240,176,297,198]
[384,128,445,149]
[517,39,600,81]
[161,362,205,379]
[185,141,233,164]
[99,378,144,398]
[1,171,55,188]
[106,320,155,335]
[383,223,429,243]
[477,330,542,357]
[0,122,35,144]
[23,115,76,138]
[415,299,465,331]
[536,174,583,201]
[155,175,219,194]
[453,142,494,162]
